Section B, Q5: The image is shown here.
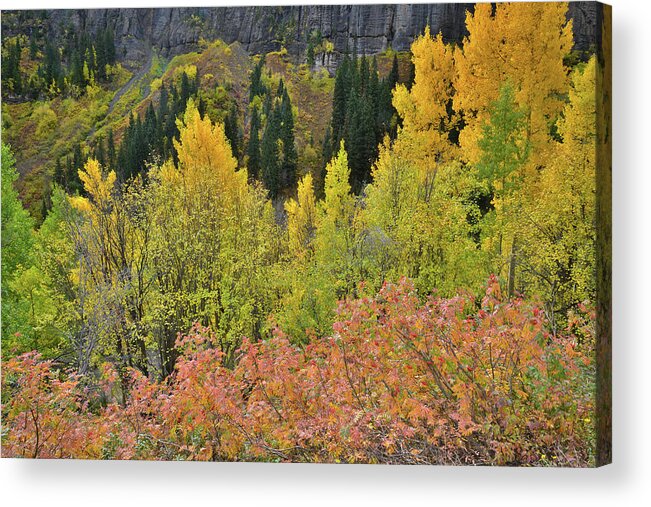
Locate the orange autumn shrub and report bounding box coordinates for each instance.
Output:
[1,352,105,459]
[2,277,595,465]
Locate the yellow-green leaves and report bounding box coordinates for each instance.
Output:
[285,172,317,259]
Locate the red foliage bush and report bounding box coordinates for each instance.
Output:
[2,277,595,465]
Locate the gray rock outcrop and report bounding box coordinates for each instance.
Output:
[7,3,605,72]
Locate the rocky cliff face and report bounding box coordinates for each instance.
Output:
[22,3,604,70]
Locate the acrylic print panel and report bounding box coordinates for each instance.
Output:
[0,2,611,467]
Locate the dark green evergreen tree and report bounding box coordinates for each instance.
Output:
[350,81,377,193]
[306,41,315,67]
[95,29,107,80]
[359,55,370,94]
[198,96,207,119]
[279,88,297,189]
[70,50,85,88]
[107,128,116,171]
[29,34,38,60]
[54,158,65,187]
[180,72,192,109]
[68,144,84,194]
[42,41,62,90]
[2,39,23,95]
[224,102,240,160]
[331,54,350,148]
[94,135,106,168]
[105,27,116,65]
[249,56,266,101]
[247,105,261,180]
[370,57,381,140]
[388,54,400,88]
[144,103,158,148]
[261,103,281,197]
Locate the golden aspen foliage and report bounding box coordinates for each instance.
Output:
[320,141,355,232]
[2,7,602,466]
[315,141,357,293]
[70,158,116,213]
[169,98,247,200]
[454,2,573,166]
[285,172,317,259]
[150,100,280,371]
[365,139,420,236]
[393,27,457,164]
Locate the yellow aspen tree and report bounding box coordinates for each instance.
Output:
[362,25,490,296]
[365,140,419,235]
[393,27,457,165]
[454,2,573,166]
[285,172,317,259]
[277,143,356,343]
[69,159,151,375]
[69,159,119,283]
[70,158,116,214]
[151,100,279,371]
[518,57,597,328]
[168,98,247,203]
[319,141,355,237]
[364,143,485,296]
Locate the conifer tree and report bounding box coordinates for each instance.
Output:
[279,88,297,189]
[29,34,38,60]
[144,103,158,151]
[359,55,369,94]
[107,128,116,170]
[3,39,24,95]
[70,50,85,88]
[345,88,375,192]
[306,41,315,67]
[261,102,281,196]
[105,27,116,65]
[180,72,192,108]
[95,29,107,80]
[94,135,106,168]
[159,84,169,122]
[54,158,65,187]
[331,54,350,147]
[247,105,261,180]
[249,56,266,101]
[224,102,240,160]
[42,41,62,91]
[388,54,399,88]
[369,57,381,139]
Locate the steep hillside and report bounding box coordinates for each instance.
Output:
[2,34,409,217]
